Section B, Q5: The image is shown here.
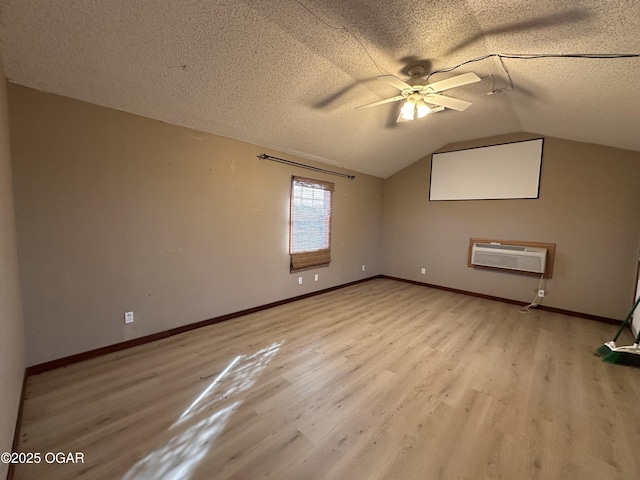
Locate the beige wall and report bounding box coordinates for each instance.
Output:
[0,67,25,477]
[9,85,384,366]
[9,83,640,368]
[383,132,640,320]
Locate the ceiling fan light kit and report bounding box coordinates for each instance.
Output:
[357,66,481,122]
[416,99,430,118]
[399,95,431,121]
[400,99,416,120]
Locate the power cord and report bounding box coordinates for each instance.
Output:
[426,52,640,82]
[290,4,640,85]
[519,273,546,314]
[430,53,639,95]
[289,5,639,94]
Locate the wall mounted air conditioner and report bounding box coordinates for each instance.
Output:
[471,242,547,274]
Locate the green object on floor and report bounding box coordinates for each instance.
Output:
[596,295,640,367]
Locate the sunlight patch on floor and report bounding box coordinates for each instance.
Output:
[122,341,283,479]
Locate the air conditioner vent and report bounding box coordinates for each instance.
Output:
[471,242,547,274]
[475,243,526,252]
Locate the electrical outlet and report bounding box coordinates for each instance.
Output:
[361,265,366,272]
[538,289,545,298]
[124,311,134,324]
[298,276,303,285]
[314,274,318,282]
[421,268,426,275]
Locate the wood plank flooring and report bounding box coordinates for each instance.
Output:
[13,278,640,479]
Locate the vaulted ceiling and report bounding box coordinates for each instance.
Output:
[1,0,639,178]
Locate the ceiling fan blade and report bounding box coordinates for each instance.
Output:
[425,94,473,111]
[378,75,412,91]
[426,72,481,93]
[355,95,404,110]
[446,8,590,55]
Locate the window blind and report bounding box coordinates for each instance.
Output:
[290,176,334,271]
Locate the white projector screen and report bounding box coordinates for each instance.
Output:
[429,138,543,200]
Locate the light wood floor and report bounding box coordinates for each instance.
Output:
[14,279,640,479]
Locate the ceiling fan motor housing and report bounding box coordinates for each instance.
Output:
[407,65,426,78]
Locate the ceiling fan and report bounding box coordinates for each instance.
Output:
[355,65,481,122]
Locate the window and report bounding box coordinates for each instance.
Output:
[290,176,334,272]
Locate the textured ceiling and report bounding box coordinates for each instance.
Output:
[1,0,639,178]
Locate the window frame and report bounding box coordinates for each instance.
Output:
[289,176,334,272]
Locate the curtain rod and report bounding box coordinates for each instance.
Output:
[257,153,356,179]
